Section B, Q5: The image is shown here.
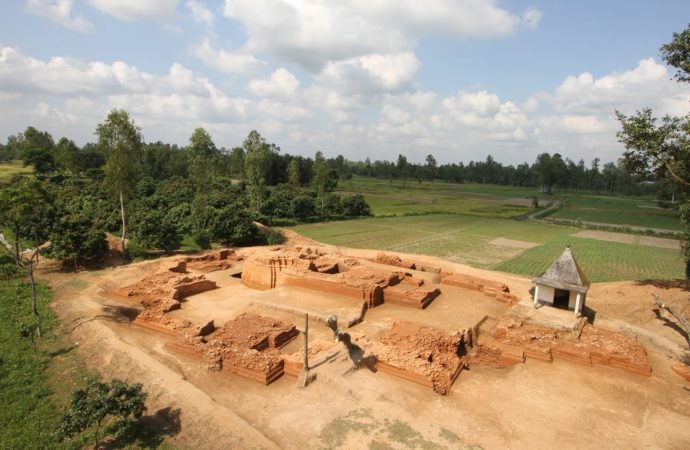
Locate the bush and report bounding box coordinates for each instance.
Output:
[59,379,147,447]
[267,228,286,245]
[342,194,371,216]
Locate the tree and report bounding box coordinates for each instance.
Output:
[616,24,690,277]
[425,154,437,181]
[287,159,301,186]
[17,127,57,177]
[58,379,147,447]
[54,137,80,175]
[97,110,143,253]
[312,151,329,217]
[243,130,271,215]
[397,154,408,187]
[187,128,219,234]
[49,189,109,268]
[0,179,51,336]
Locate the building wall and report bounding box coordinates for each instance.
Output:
[568,291,578,310]
[535,284,555,304]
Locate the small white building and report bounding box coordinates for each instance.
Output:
[533,247,590,316]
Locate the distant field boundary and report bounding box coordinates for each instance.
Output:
[536,216,683,238]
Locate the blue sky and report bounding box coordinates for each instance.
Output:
[1,1,689,165]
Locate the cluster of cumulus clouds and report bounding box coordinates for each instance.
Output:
[4,0,690,164]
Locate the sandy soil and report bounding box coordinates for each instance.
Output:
[489,237,540,249]
[41,233,690,449]
[573,230,682,250]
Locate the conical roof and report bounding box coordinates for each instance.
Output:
[536,247,589,289]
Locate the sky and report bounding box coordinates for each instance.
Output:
[1,1,690,166]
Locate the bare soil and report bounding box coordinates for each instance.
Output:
[41,231,690,449]
[573,230,682,249]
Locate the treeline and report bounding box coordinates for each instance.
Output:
[0,111,370,267]
[348,153,662,197]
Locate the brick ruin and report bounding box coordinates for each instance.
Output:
[107,247,659,394]
[241,247,441,309]
[111,260,218,336]
[365,321,470,395]
[167,313,299,385]
[472,316,652,376]
[183,249,242,272]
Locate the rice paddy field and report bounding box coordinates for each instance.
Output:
[313,178,686,282]
[550,194,681,231]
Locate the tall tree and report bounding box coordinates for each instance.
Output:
[397,154,408,187]
[243,130,271,215]
[187,128,219,232]
[0,179,51,336]
[425,154,437,181]
[312,151,329,217]
[97,109,143,253]
[616,24,690,277]
[287,159,301,186]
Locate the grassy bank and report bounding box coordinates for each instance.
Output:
[0,273,173,449]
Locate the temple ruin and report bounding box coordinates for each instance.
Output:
[106,245,653,396]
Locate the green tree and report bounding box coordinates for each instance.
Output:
[616,24,690,277]
[97,110,143,253]
[397,154,408,187]
[54,137,80,175]
[49,189,108,268]
[187,128,219,234]
[243,130,271,215]
[58,379,147,447]
[0,179,51,336]
[287,159,301,186]
[17,127,57,176]
[312,151,329,217]
[425,154,437,181]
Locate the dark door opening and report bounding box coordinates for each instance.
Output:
[553,289,570,310]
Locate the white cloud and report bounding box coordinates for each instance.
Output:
[520,7,542,31]
[25,0,93,33]
[2,46,690,167]
[222,0,539,72]
[193,38,264,76]
[185,0,214,26]
[551,58,678,114]
[248,68,300,97]
[318,52,421,95]
[87,0,179,22]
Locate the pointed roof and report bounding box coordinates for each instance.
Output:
[533,247,590,292]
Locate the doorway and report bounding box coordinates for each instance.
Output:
[553,289,570,310]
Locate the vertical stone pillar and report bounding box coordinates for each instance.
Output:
[533,285,540,308]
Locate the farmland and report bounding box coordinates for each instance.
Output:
[550,194,681,231]
[336,176,681,231]
[292,176,687,281]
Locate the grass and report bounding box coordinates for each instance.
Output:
[337,176,543,218]
[0,273,176,449]
[0,161,32,183]
[551,194,681,231]
[319,408,477,449]
[336,176,682,232]
[293,214,686,281]
[0,279,65,449]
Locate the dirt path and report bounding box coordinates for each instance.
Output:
[41,236,690,449]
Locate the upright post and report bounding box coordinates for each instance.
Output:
[303,313,309,371]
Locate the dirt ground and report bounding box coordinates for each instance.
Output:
[573,230,682,250]
[41,232,690,450]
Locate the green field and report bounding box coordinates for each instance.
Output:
[293,214,685,282]
[337,176,680,233]
[337,177,542,218]
[551,194,681,231]
[0,161,32,183]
